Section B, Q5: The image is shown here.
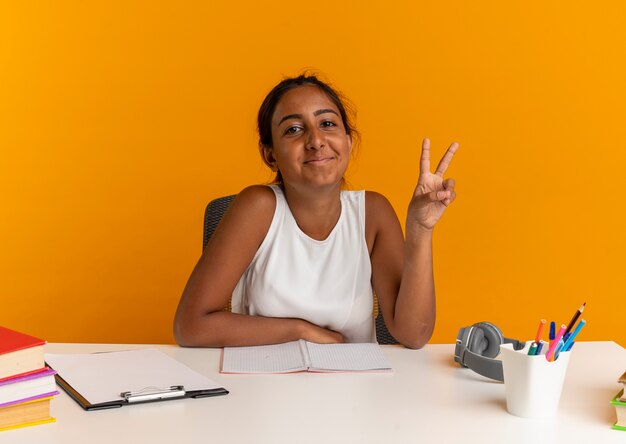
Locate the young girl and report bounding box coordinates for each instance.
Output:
[174,75,458,349]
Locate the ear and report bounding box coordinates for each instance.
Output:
[347,134,353,153]
[262,146,278,172]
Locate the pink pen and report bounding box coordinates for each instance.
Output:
[546,324,567,362]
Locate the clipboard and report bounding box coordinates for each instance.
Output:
[45,348,228,411]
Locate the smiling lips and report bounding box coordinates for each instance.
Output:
[304,157,334,165]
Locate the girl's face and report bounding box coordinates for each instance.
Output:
[265,85,352,193]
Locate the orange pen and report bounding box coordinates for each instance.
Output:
[534,319,546,345]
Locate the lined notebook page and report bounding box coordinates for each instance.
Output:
[221,341,306,373]
[305,342,392,372]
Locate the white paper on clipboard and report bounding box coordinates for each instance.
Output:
[45,348,223,405]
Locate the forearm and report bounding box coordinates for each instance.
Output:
[175,311,306,347]
[392,228,436,349]
[174,310,342,347]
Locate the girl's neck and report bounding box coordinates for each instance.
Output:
[281,183,342,241]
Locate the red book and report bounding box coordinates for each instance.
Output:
[0,326,46,380]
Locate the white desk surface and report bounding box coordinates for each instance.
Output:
[1,341,624,444]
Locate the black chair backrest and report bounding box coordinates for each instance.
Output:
[203,195,398,345]
[203,195,237,250]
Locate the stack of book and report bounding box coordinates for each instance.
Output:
[610,370,626,431]
[0,326,58,432]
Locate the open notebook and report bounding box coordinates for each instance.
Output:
[221,340,392,374]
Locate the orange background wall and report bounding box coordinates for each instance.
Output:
[2,2,625,347]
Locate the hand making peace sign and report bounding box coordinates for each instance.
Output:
[407,138,459,232]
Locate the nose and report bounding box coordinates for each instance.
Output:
[306,127,325,151]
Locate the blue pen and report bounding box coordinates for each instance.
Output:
[562,332,571,343]
[562,319,586,351]
[553,339,565,360]
[535,342,544,355]
[549,321,556,346]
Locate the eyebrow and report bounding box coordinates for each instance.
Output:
[277,108,339,126]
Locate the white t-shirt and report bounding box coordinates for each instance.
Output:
[231,185,375,343]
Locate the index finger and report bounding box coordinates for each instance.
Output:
[434,142,459,176]
[420,138,431,174]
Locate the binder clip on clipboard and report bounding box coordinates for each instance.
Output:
[121,385,186,404]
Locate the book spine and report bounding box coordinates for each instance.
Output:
[0,417,56,432]
[0,391,59,409]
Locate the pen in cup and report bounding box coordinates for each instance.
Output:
[562,319,586,351]
[565,302,586,334]
[553,338,565,360]
[534,319,546,345]
[549,321,556,347]
[546,324,566,362]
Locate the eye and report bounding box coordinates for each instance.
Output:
[284,125,302,135]
[320,120,337,128]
